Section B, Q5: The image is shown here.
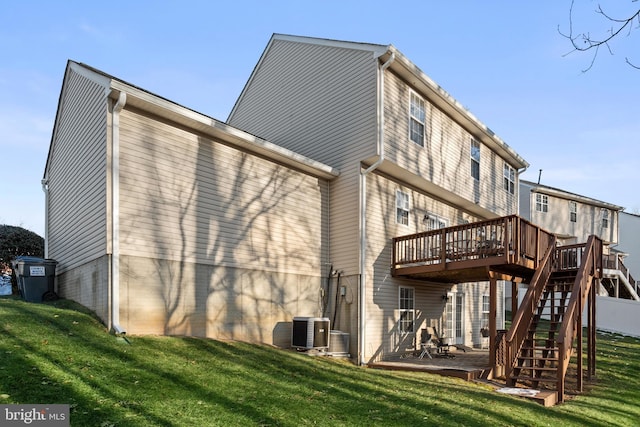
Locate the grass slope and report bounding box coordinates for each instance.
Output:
[1,297,638,426]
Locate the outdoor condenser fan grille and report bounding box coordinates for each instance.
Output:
[292,317,329,350]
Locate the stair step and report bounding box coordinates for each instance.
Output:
[510,375,558,383]
[515,365,557,372]
[521,346,559,352]
[517,356,558,362]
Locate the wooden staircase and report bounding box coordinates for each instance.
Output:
[505,236,602,404]
[509,276,574,389]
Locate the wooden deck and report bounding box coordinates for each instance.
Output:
[392,215,555,283]
[369,348,492,381]
[369,349,559,406]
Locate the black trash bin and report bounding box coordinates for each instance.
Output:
[11,256,58,302]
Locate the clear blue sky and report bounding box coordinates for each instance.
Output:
[1,1,638,236]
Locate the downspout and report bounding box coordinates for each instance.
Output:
[358,51,394,365]
[41,179,49,258]
[516,165,528,216]
[111,91,127,335]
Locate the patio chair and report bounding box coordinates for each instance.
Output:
[425,326,455,358]
[418,329,433,359]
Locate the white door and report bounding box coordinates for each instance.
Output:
[445,292,465,345]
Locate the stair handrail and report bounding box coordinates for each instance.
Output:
[556,235,603,402]
[504,233,557,381]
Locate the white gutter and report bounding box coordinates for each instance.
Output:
[111,91,127,335]
[358,52,394,365]
[41,179,49,258]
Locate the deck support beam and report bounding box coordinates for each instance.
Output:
[489,273,497,375]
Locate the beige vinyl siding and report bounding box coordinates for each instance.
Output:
[228,39,378,168]
[228,39,380,274]
[118,108,328,276]
[47,68,108,272]
[363,172,485,361]
[384,71,517,217]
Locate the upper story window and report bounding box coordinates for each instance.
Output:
[602,209,609,228]
[470,139,480,181]
[396,190,410,226]
[399,286,415,333]
[409,92,426,146]
[535,193,548,213]
[503,163,515,194]
[569,201,577,223]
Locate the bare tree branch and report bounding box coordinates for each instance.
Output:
[559,0,640,71]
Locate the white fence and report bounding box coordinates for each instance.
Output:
[507,288,640,338]
[587,296,640,338]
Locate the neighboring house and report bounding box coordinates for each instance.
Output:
[619,211,640,277]
[519,179,621,246]
[228,34,528,363]
[43,61,339,347]
[518,179,638,301]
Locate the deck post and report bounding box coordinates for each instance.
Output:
[489,274,497,374]
[588,279,596,379]
[577,285,583,393]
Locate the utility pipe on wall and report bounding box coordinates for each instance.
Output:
[358,52,395,365]
[111,91,127,335]
[41,179,49,258]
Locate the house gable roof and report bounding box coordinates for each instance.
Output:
[230,33,528,170]
[44,60,339,181]
[521,179,624,211]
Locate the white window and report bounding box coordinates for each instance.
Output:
[396,190,410,226]
[409,92,425,146]
[535,194,548,213]
[602,209,609,228]
[569,201,577,223]
[470,139,480,181]
[423,213,447,231]
[503,163,515,194]
[482,294,490,328]
[399,286,415,333]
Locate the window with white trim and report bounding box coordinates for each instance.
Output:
[569,201,577,223]
[482,295,490,328]
[423,213,447,231]
[396,190,410,226]
[602,209,609,228]
[535,194,548,213]
[503,163,515,194]
[399,286,415,333]
[470,139,480,181]
[409,92,425,146]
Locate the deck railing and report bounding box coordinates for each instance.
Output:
[556,235,602,402]
[603,253,636,291]
[392,215,553,272]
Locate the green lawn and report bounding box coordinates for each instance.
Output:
[1,297,638,426]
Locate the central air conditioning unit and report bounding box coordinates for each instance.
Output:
[291,317,330,350]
